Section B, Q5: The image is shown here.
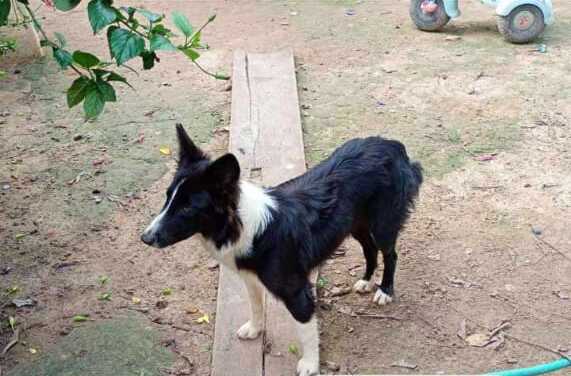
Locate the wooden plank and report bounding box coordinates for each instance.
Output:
[243,50,315,376]
[211,50,264,376]
[212,49,316,376]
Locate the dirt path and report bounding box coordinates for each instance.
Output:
[2,0,570,375]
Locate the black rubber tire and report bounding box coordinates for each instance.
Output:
[497,5,545,44]
[410,0,450,31]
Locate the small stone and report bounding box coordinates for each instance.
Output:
[531,226,542,236]
[207,260,219,270]
[156,300,168,310]
[59,326,73,336]
[347,327,354,333]
[445,35,462,41]
[73,134,83,141]
[324,361,340,372]
[330,286,351,297]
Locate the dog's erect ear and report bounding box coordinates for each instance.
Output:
[176,123,206,165]
[205,154,240,186]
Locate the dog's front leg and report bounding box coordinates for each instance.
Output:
[295,317,319,376]
[236,272,264,340]
[285,285,320,376]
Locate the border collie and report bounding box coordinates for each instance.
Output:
[141,124,423,376]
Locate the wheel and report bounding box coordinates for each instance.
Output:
[410,0,450,31]
[497,5,545,44]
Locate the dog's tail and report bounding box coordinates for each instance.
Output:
[392,158,423,213]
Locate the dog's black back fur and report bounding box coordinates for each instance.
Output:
[236,137,423,322]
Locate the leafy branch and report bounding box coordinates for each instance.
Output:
[0,0,229,119]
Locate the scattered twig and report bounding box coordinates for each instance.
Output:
[391,360,417,370]
[172,348,194,371]
[172,324,191,332]
[503,333,571,362]
[531,229,571,262]
[354,312,402,321]
[1,329,20,356]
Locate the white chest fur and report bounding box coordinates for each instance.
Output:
[197,180,277,271]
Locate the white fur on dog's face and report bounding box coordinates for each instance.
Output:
[141,178,186,247]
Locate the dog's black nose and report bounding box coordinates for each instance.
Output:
[141,232,155,246]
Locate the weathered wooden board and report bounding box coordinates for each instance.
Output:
[211,50,264,376]
[211,49,316,376]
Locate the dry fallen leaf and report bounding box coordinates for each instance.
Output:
[466,333,491,347]
[132,297,141,305]
[29,348,37,354]
[196,314,210,324]
[159,146,171,156]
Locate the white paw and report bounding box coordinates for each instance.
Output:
[353,279,374,294]
[236,320,262,340]
[297,357,319,376]
[373,289,393,306]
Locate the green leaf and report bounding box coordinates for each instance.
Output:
[181,47,200,62]
[190,31,201,48]
[54,0,82,11]
[54,32,67,48]
[96,80,116,102]
[53,47,73,69]
[172,11,193,37]
[98,275,109,285]
[162,287,173,296]
[83,85,105,119]
[88,0,117,33]
[67,76,91,108]
[288,344,299,355]
[72,315,88,322]
[119,6,135,20]
[138,8,162,23]
[9,316,16,331]
[151,24,171,36]
[0,0,11,26]
[93,69,132,88]
[6,286,19,294]
[141,51,156,70]
[72,50,100,68]
[150,34,176,52]
[214,72,230,80]
[107,26,145,65]
[98,292,112,301]
[316,276,328,289]
[106,71,128,84]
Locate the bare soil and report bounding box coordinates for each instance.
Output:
[1,0,570,375]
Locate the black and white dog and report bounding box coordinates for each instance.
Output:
[141,124,423,375]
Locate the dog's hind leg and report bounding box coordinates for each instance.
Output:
[283,284,319,376]
[351,227,379,294]
[236,272,265,340]
[372,231,399,306]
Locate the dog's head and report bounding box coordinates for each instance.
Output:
[141,124,242,248]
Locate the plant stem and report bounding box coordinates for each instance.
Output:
[118,19,148,39]
[191,16,214,40]
[191,59,228,80]
[22,4,86,78]
[12,0,20,24]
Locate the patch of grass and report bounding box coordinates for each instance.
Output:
[447,128,462,144]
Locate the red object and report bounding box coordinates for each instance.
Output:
[421,0,439,13]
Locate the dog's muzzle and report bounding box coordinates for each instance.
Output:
[141,228,166,247]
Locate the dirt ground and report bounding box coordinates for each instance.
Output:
[1,0,570,375]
